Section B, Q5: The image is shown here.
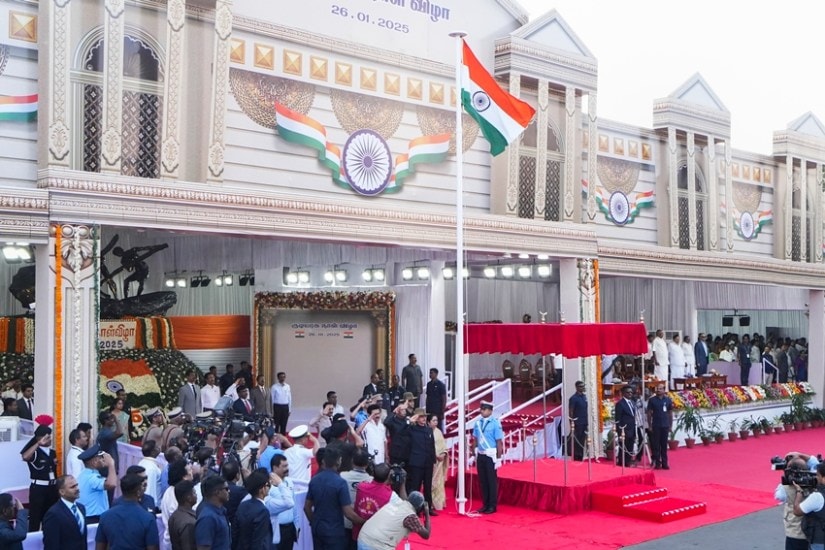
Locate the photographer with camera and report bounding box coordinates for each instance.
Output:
[793,461,825,550]
[775,456,813,550]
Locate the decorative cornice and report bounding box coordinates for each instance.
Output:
[494,37,598,91]
[772,130,825,163]
[0,187,50,213]
[652,99,731,140]
[598,244,825,289]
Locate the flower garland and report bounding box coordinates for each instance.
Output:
[53,225,64,475]
[666,382,814,411]
[255,290,396,310]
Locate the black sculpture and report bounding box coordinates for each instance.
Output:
[9,265,35,310]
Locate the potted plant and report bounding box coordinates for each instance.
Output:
[812,408,824,428]
[727,418,739,442]
[759,416,773,435]
[749,415,762,438]
[739,418,752,440]
[791,394,809,430]
[780,411,795,432]
[772,416,784,434]
[676,405,704,449]
[603,430,615,460]
[667,426,679,451]
[706,417,725,444]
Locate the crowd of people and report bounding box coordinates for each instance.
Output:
[0,355,469,549]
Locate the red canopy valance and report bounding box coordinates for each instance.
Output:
[464,322,648,358]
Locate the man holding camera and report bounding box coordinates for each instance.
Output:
[775,456,811,550]
[793,461,825,550]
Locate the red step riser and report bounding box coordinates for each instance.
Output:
[591,487,707,523]
[591,487,669,512]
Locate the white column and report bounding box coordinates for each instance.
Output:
[558,258,582,412]
[800,158,808,262]
[563,87,578,220]
[428,260,446,393]
[504,72,521,216]
[161,0,186,179]
[34,241,56,422]
[668,127,679,247]
[45,0,72,166]
[534,79,548,220]
[706,136,719,250]
[207,0,233,182]
[101,0,125,173]
[785,155,794,259]
[724,140,733,251]
[807,290,824,407]
[586,92,598,221]
[816,162,823,263]
[687,131,697,249]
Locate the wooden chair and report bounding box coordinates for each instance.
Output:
[502,360,515,381]
[515,359,535,396]
[532,359,548,390]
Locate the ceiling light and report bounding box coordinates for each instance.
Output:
[2,246,19,261]
[442,267,455,280]
[417,267,430,279]
[286,272,299,285]
[223,274,233,286]
[165,277,175,288]
[483,266,496,278]
[335,269,348,282]
[537,265,552,277]
[362,269,373,282]
[176,277,187,288]
[297,270,310,284]
[372,268,385,282]
[16,247,31,261]
[401,267,414,281]
[500,266,514,278]
[517,266,532,278]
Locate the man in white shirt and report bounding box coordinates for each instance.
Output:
[681,335,696,377]
[270,372,292,435]
[65,428,89,478]
[668,334,686,389]
[358,404,387,465]
[283,425,318,484]
[200,372,221,411]
[137,439,163,502]
[719,341,736,362]
[652,329,669,383]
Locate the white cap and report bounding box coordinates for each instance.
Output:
[167,407,183,419]
[288,424,309,439]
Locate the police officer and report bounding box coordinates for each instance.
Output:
[646,383,673,470]
[568,381,588,461]
[20,420,59,531]
[470,401,504,514]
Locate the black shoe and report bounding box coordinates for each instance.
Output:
[654,464,662,470]
[429,509,439,516]
[475,507,488,513]
[482,508,496,514]
[662,465,670,470]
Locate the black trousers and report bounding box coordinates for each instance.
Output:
[406,464,434,507]
[272,404,290,434]
[571,424,587,460]
[476,454,498,510]
[277,523,297,550]
[617,425,636,466]
[740,362,751,385]
[28,483,58,531]
[650,426,669,466]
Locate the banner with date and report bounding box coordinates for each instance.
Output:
[99,320,138,350]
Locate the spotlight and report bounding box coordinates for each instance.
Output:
[215,276,223,287]
[537,265,552,278]
[401,267,414,281]
[165,277,175,288]
[500,266,514,278]
[176,277,187,288]
[518,253,530,259]
[335,269,347,283]
[483,266,496,278]
[417,267,430,279]
[249,275,255,285]
[442,267,455,280]
[517,266,532,278]
[223,274,233,286]
[286,271,299,285]
[324,270,335,283]
[537,254,550,260]
[2,243,31,263]
[190,276,201,288]
[362,269,373,282]
[297,270,310,284]
[372,268,385,282]
[239,274,250,286]
[200,275,211,287]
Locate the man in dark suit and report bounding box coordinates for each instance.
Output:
[614,386,637,467]
[232,469,273,550]
[16,384,34,421]
[42,475,87,550]
[362,373,381,400]
[177,369,202,417]
[425,368,447,431]
[0,493,27,549]
[694,333,710,376]
[250,375,272,417]
[220,461,247,527]
[232,386,255,421]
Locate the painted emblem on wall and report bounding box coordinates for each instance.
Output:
[582,157,654,225]
[721,183,772,240]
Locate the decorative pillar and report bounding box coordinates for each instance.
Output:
[686,131,697,249]
[534,79,548,220]
[207,0,233,182]
[586,92,598,221]
[46,0,72,165]
[557,258,581,439]
[807,290,825,407]
[800,159,808,262]
[667,127,679,247]
[161,0,186,179]
[706,136,719,250]
[371,312,389,377]
[816,162,823,263]
[577,259,599,457]
[785,154,794,259]
[724,140,733,251]
[258,309,276,388]
[505,71,521,216]
[101,0,125,173]
[563,86,577,220]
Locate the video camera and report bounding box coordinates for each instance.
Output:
[771,455,820,489]
[389,463,406,486]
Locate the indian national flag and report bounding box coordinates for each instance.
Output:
[461,41,535,156]
[0,94,37,122]
[275,102,347,187]
[390,133,451,190]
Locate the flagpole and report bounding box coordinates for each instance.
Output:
[449,29,468,516]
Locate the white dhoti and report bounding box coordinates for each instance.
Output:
[654,363,669,382]
[670,362,686,387]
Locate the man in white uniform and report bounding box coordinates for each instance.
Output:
[681,335,696,377]
[667,334,686,389]
[652,329,669,383]
[283,425,319,484]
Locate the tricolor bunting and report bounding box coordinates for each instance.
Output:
[0,94,37,122]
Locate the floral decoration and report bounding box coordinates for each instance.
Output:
[664,382,814,411]
[0,352,34,383]
[255,290,396,310]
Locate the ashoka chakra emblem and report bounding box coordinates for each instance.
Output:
[608,191,631,225]
[342,129,393,196]
[740,211,755,240]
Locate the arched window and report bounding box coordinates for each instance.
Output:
[517,117,564,221]
[75,30,163,178]
[677,163,707,250]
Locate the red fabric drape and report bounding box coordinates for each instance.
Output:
[169,315,251,350]
[464,323,648,357]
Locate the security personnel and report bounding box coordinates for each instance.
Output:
[470,401,503,514]
[20,421,59,531]
[568,381,588,461]
[76,444,118,523]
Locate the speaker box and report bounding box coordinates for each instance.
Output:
[739,316,751,327]
[722,316,734,327]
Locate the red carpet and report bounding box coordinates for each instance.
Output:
[407,425,824,549]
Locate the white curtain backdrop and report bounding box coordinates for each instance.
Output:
[444,279,560,324]
[394,285,431,373]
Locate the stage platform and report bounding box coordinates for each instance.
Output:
[465,458,655,514]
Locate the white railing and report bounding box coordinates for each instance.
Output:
[443,378,512,436]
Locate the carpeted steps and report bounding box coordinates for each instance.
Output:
[590,483,707,523]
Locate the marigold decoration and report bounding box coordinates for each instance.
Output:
[54,225,64,475]
[666,382,814,410]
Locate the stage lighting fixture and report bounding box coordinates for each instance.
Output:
[500,266,514,278]
[537,254,549,260]
[286,271,299,285]
[536,265,552,278]
[442,267,455,280]
[483,266,496,278]
[239,274,250,286]
[335,269,347,282]
[417,266,430,279]
[190,276,201,288]
[297,270,310,284]
[324,270,335,283]
[165,276,175,288]
[372,268,385,282]
[2,243,31,263]
[223,274,233,286]
[362,269,373,282]
[200,275,211,287]
[176,277,187,288]
[518,253,530,259]
[517,266,532,278]
[401,267,414,281]
[215,276,223,287]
